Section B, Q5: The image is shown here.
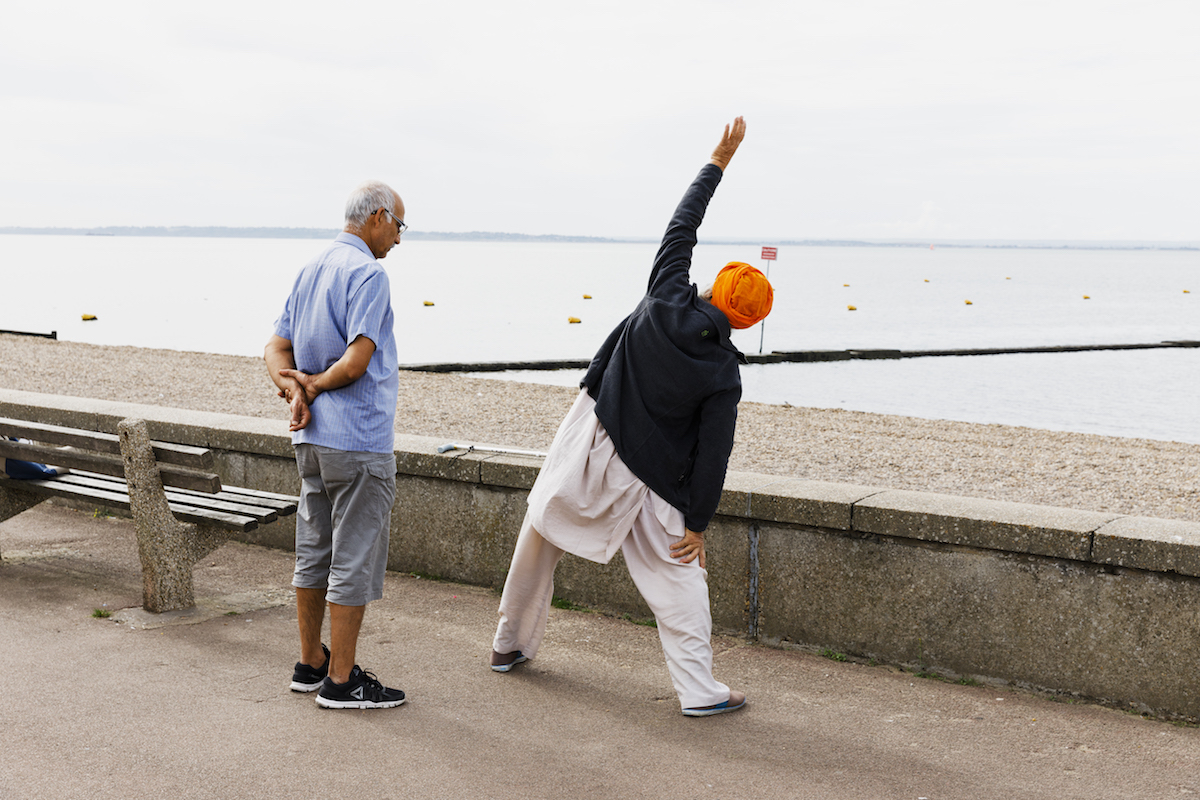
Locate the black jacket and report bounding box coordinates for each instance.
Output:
[581,163,746,532]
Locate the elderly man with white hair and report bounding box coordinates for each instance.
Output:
[264,180,408,709]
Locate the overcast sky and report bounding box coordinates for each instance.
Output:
[2,1,1197,242]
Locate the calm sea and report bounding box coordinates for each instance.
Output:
[1,234,1196,443]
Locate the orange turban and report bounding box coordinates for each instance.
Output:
[710,262,774,329]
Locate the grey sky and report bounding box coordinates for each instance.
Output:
[2,0,1197,241]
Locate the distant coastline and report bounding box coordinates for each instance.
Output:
[0,226,1196,251]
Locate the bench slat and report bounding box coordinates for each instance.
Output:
[7,476,131,508]
[162,502,260,532]
[58,472,280,523]
[167,484,298,515]
[0,440,220,493]
[64,471,292,517]
[213,484,303,506]
[0,417,215,469]
[11,475,261,532]
[0,439,125,478]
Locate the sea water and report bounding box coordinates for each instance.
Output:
[1,235,1196,442]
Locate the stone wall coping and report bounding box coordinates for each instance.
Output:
[3,388,1198,575]
[1092,516,1200,577]
[718,472,885,531]
[853,489,1122,561]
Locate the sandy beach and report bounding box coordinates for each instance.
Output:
[2,334,1196,523]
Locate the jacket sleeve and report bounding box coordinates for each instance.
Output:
[646,164,724,299]
[683,385,741,532]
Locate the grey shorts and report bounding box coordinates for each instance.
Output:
[292,444,397,606]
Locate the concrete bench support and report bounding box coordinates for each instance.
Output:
[118,419,235,612]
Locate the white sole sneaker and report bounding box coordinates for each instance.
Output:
[490,653,528,673]
[682,697,747,717]
[315,694,406,710]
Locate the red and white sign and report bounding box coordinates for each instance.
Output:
[761,246,777,261]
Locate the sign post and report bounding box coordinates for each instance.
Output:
[758,246,777,354]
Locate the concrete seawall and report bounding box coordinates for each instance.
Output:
[3,387,1199,722]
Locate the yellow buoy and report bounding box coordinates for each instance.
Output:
[568,317,581,324]
[847,305,857,311]
[423,301,434,306]
[1083,295,1090,300]
[843,284,850,287]
[582,294,592,299]
[1006,277,1012,280]
[1184,290,1191,294]
[964,300,973,305]
[82,314,97,321]
[923,279,929,283]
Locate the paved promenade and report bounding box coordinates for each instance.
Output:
[2,503,1197,799]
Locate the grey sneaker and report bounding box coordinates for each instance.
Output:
[316,666,406,709]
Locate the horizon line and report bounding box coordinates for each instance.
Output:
[1,225,1197,251]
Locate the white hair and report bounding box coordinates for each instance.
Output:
[344,181,397,228]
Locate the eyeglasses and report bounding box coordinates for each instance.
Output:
[381,207,408,236]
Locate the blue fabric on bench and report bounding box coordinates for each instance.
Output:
[1,458,66,480]
[2,438,68,480]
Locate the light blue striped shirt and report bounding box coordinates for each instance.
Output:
[274,233,398,453]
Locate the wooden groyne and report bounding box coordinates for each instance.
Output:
[401,340,1200,372]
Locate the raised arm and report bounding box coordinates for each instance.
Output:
[647,117,747,297]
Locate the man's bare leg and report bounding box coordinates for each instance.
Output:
[328,601,366,684]
[296,587,328,669]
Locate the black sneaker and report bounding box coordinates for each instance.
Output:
[290,644,330,693]
[316,666,406,709]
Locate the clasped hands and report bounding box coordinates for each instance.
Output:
[276,368,320,431]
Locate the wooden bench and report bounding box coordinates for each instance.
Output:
[0,415,298,613]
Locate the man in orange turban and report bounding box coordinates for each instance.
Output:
[491,117,767,718]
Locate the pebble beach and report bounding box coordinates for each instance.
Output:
[2,334,1196,523]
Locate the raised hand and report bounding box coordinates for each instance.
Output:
[709,116,746,171]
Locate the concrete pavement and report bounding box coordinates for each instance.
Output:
[1,503,1197,800]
